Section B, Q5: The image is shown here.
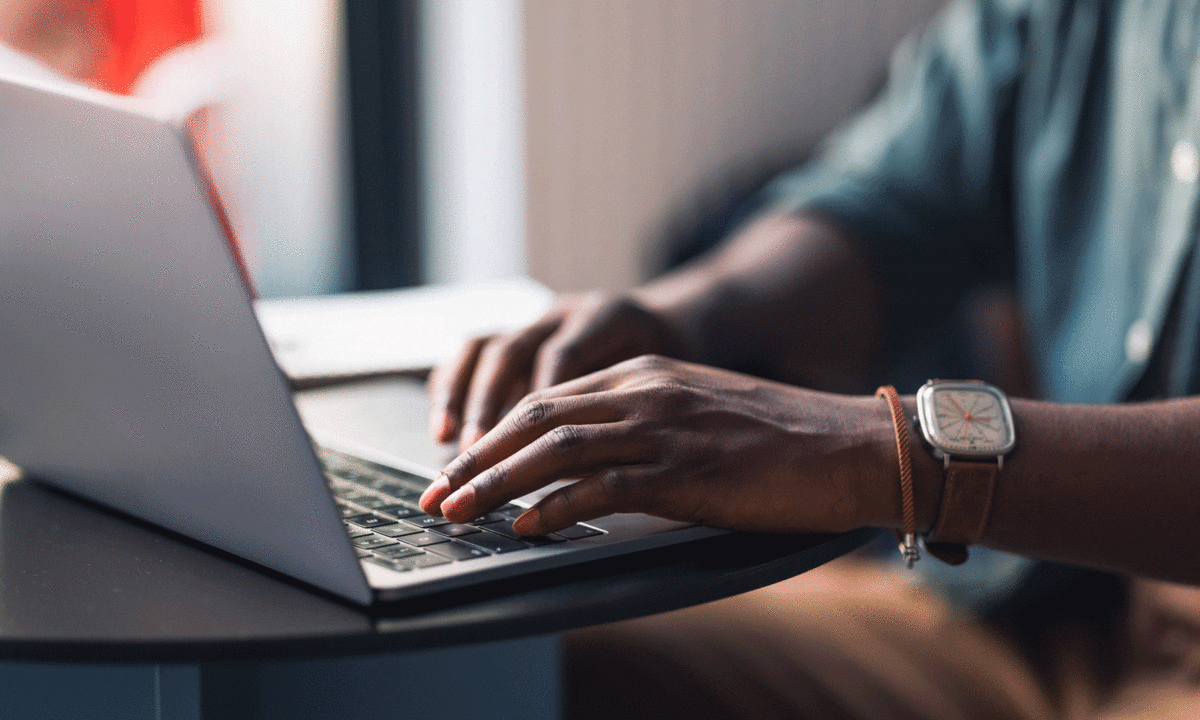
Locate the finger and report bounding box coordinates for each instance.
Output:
[460,319,561,446]
[427,336,490,443]
[511,465,657,535]
[531,297,627,390]
[419,392,627,515]
[503,366,623,407]
[438,421,649,523]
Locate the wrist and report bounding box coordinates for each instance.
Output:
[861,393,942,533]
[900,395,945,533]
[630,282,714,365]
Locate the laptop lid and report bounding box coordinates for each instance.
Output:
[0,78,373,605]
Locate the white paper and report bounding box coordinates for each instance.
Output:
[254,278,554,381]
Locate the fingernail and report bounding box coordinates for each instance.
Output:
[441,483,476,520]
[512,507,541,536]
[419,476,451,515]
[429,409,455,443]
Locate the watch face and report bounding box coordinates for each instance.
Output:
[917,382,1015,457]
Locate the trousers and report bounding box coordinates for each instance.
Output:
[564,554,1200,719]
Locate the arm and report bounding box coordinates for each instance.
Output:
[972,396,1200,584]
[422,360,1200,586]
[633,212,883,392]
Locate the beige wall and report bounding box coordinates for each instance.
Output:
[523,0,947,292]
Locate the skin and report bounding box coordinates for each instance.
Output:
[0,0,105,81]
[423,212,1200,586]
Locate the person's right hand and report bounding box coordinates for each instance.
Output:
[428,291,686,447]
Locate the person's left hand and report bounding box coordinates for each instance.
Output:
[418,355,898,537]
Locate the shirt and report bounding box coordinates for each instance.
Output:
[767,0,1200,404]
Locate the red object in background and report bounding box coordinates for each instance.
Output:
[97,0,202,94]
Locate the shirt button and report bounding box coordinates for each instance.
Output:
[1173,140,1199,183]
[1125,319,1153,364]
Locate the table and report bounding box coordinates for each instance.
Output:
[0,378,879,719]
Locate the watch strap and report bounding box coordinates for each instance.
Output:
[925,459,999,566]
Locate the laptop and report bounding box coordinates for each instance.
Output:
[0,77,725,606]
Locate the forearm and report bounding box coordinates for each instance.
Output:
[895,395,1200,584]
[633,212,884,390]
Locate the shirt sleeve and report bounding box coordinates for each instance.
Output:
[764,0,1033,343]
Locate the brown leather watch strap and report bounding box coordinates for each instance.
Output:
[925,459,999,566]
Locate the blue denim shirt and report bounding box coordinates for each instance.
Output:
[768,0,1200,404]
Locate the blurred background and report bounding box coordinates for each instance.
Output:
[0,0,946,299]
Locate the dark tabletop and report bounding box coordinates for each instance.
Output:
[0,378,879,664]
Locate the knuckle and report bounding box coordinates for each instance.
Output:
[451,448,479,478]
[473,465,508,494]
[545,424,588,454]
[542,340,583,369]
[517,389,546,407]
[480,336,521,365]
[596,467,633,507]
[626,353,667,372]
[517,399,555,428]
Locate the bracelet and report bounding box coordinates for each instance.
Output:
[875,385,919,567]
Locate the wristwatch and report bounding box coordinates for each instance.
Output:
[914,379,1015,564]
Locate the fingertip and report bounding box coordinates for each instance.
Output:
[419,476,451,516]
[429,409,456,443]
[512,507,541,536]
[441,483,477,522]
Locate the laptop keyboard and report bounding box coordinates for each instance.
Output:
[317,447,603,574]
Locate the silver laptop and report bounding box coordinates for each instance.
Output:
[0,77,724,605]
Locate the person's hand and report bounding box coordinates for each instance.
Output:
[419,355,897,536]
[427,292,687,447]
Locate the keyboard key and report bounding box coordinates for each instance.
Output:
[345,514,397,529]
[384,554,453,571]
[426,541,490,561]
[375,504,423,519]
[355,475,390,490]
[458,531,528,554]
[405,515,452,529]
[394,487,424,501]
[553,524,604,540]
[398,531,451,547]
[374,544,424,559]
[343,522,373,538]
[372,480,407,496]
[354,548,372,558]
[522,534,566,547]
[352,534,399,549]
[334,489,371,502]
[381,468,431,485]
[374,523,423,538]
[428,523,481,538]
[469,513,507,526]
[337,504,362,518]
[354,495,396,509]
[366,556,411,572]
[484,519,521,538]
[499,504,527,517]
[408,552,453,568]
[485,519,565,544]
